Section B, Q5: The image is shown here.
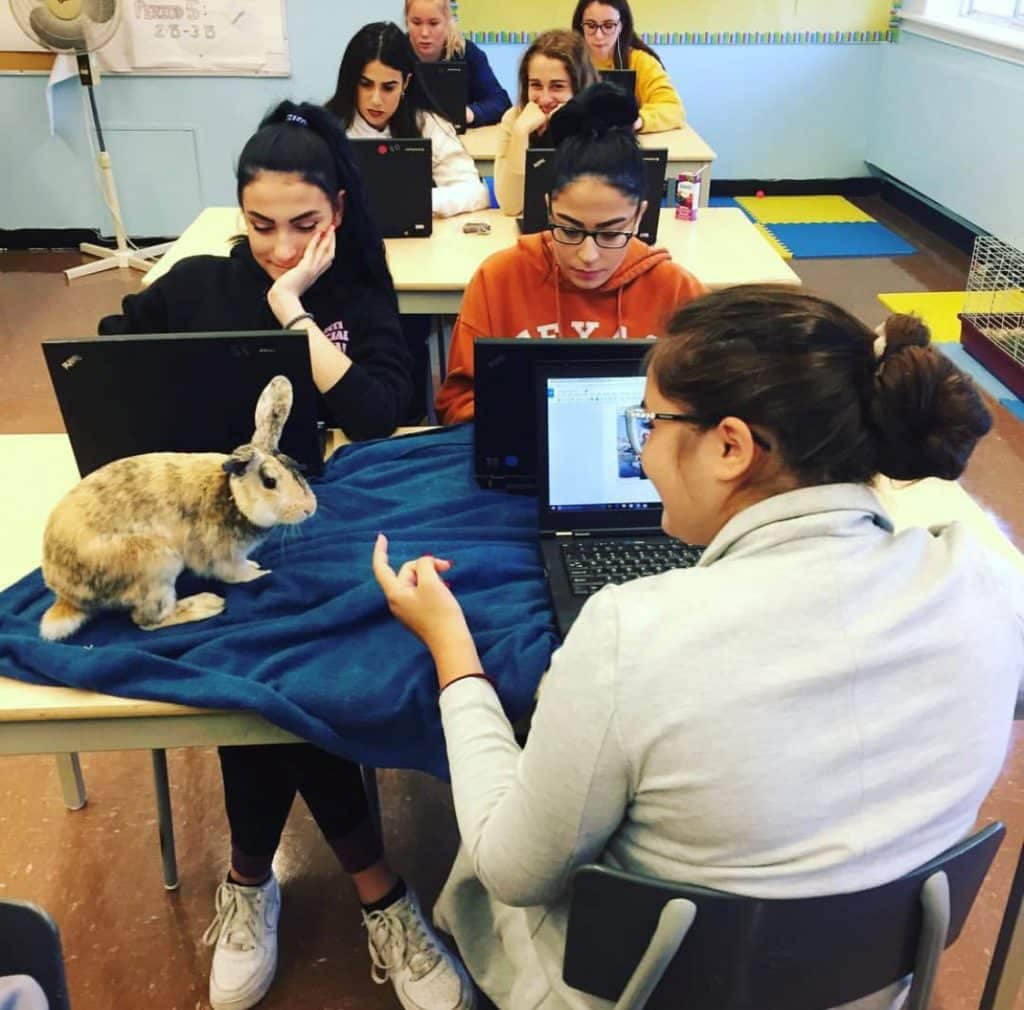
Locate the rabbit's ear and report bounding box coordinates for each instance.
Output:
[223,445,258,476]
[252,376,293,452]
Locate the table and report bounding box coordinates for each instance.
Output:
[461,123,717,206]
[141,206,799,313]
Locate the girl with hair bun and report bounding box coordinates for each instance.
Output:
[436,81,705,424]
[572,0,684,133]
[375,285,1022,1010]
[493,28,598,216]
[102,102,471,1010]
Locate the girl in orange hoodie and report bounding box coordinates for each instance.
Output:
[435,82,704,425]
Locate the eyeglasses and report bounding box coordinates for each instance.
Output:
[581,19,621,34]
[624,406,773,454]
[548,207,640,249]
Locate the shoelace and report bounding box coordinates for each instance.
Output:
[365,900,442,984]
[201,882,262,952]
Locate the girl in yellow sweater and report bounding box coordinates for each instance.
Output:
[571,0,684,133]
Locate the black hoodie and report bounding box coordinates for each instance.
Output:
[99,241,413,440]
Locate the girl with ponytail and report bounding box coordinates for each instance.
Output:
[101,102,471,1010]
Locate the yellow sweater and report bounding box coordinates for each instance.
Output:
[594,48,684,133]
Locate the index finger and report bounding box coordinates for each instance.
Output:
[371,532,400,592]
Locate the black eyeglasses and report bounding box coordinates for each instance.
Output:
[548,208,641,250]
[581,19,621,34]
[624,406,772,454]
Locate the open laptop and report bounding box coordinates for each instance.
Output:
[474,338,651,493]
[414,60,468,133]
[349,138,433,238]
[536,360,703,636]
[521,146,668,244]
[598,67,637,98]
[42,331,325,478]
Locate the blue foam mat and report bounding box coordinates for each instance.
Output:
[999,398,1024,421]
[764,221,916,259]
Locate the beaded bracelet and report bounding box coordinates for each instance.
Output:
[285,311,315,329]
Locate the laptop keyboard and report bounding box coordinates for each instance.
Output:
[561,538,703,596]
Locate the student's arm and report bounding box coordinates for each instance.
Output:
[633,50,684,133]
[98,264,185,334]
[439,589,630,907]
[464,40,512,127]
[493,104,548,217]
[434,268,493,424]
[426,115,491,218]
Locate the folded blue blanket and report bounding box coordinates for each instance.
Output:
[0,426,559,778]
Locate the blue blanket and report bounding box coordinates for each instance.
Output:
[0,426,559,779]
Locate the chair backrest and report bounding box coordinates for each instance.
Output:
[0,899,71,1010]
[563,823,1005,1010]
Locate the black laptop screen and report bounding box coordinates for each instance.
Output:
[540,371,662,525]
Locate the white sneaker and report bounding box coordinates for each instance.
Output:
[202,874,281,1010]
[364,890,475,1010]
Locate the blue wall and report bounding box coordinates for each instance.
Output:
[0,0,882,236]
[867,30,1024,250]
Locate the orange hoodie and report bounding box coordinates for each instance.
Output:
[436,232,705,424]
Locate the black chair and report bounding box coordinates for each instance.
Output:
[563,822,1005,1010]
[0,898,71,1010]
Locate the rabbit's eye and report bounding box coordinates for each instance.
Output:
[261,474,278,490]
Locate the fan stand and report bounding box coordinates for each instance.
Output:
[64,54,173,282]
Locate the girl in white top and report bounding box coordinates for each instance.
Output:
[493,29,597,216]
[327,21,489,219]
[374,286,1022,1010]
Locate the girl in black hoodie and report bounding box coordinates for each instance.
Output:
[101,102,470,1010]
[100,101,413,439]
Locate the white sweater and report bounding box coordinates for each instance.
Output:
[347,112,489,219]
[435,482,1024,1010]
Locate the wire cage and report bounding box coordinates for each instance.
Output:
[960,235,1024,399]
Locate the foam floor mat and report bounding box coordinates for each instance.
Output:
[765,222,916,259]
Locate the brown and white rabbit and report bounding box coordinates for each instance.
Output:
[39,375,317,640]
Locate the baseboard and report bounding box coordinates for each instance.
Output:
[0,229,174,252]
[709,177,883,198]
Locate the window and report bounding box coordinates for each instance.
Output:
[962,0,1024,28]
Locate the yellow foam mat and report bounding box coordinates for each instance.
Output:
[878,290,1024,344]
[754,222,793,260]
[737,195,875,224]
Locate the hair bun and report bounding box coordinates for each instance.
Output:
[548,81,640,147]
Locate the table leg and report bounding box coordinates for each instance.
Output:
[55,753,87,810]
[151,749,180,891]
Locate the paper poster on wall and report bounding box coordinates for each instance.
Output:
[97,0,290,75]
[454,0,897,41]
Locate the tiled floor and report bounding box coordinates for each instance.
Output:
[1,194,1022,1010]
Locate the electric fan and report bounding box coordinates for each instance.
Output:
[9,0,174,280]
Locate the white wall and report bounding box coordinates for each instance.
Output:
[867,31,1024,249]
[1,1,884,236]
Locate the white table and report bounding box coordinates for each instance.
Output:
[142,206,799,314]
[462,123,717,206]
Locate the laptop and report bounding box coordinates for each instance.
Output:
[474,337,651,493]
[349,137,433,238]
[414,60,468,133]
[598,67,637,98]
[521,146,668,244]
[536,360,703,636]
[42,331,325,478]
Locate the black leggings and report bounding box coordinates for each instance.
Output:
[218,743,383,877]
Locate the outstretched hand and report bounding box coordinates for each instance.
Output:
[372,533,469,655]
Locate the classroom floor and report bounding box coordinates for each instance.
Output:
[1,194,1023,1010]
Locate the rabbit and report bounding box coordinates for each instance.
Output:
[39,375,317,641]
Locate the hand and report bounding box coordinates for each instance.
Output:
[465,105,475,125]
[269,227,336,306]
[516,101,552,137]
[372,533,471,655]
[633,115,643,132]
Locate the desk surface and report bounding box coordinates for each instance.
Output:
[2,431,1021,754]
[142,206,799,296]
[461,122,717,165]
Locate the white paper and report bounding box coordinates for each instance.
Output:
[46,53,79,136]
